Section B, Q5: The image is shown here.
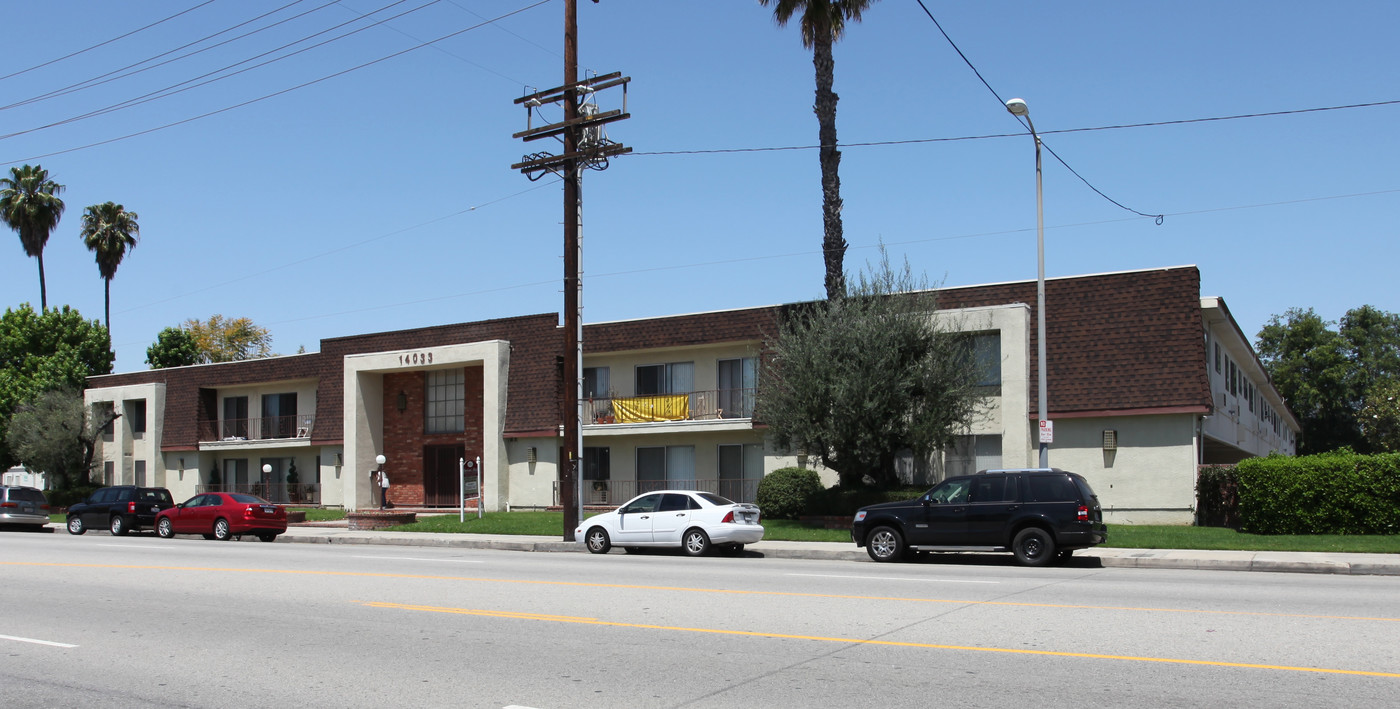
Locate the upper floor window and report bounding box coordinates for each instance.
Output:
[718,358,757,418]
[223,396,249,439]
[261,393,296,439]
[124,399,147,436]
[583,367,611,398]
[636,362,693,396]
[425,369,465,434]
[97,402,116,439]
[955,332,1001,389]
[1214,343,1221,373]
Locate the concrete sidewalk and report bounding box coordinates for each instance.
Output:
[277,525,1400,576]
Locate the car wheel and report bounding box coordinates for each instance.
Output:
[682,528,711,557]
[256,532,278,543]
[866,526,904,563]
[585,526,611,554]
[157,518,175,539]
[213,518,233,541]
[109,515,128,536]
[66,516,86,535]
[1013,527,1056,567]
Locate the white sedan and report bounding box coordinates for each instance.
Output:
[575,490,764,556]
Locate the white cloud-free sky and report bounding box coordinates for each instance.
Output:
[2,1,1396,372]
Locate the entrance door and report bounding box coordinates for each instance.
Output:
[423,444,465,507]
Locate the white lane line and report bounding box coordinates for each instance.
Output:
[785,573,998,584]
[0,634,78,648]
[350,556,484,563]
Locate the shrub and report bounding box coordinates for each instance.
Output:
[809,485,930,516]
[1195,465,1240,529]
[756,467,824,519]
[1237,451,1400,535]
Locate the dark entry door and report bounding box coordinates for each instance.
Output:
[423,444,465,507]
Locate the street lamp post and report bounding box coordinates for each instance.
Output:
[1005,97,1049,469]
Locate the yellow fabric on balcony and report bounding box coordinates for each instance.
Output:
[613,394,690,423]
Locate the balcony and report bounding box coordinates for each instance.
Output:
[198,415,316,446]
[583,388,755,425]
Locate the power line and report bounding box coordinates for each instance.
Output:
[912,0,1161,222]
[2,0,555,164]
[0,0,219,82]
[1,0,336,112]
[1,0,442,142]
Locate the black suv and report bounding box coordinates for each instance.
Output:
[852,468,1107,566]
[66,486,175,536]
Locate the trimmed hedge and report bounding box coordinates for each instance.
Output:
[808,485,930,516]
[1237,452,1400,535]
[756,467,824,520]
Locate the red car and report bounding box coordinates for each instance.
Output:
[156,492,287,542]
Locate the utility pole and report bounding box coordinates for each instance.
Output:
[512,0,629,541]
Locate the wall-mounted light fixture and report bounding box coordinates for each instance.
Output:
[396,391,408,413]
[527,446,537,463]
[1102,430,1118,451]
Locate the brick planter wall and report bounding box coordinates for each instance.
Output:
[346,511,417,530]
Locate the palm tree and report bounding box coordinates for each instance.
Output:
[0,164,66,310]
[80,201,140,330]
[760,0,876,300]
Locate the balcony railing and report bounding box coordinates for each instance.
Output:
[555,477,761,506]
[198,415,316,443]
[199,483,321,505]
[583,388,755,424]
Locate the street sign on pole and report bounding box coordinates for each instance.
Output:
[1039,420,1054,445]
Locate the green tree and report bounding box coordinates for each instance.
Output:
[0,164,66,310]
[1359,379,1400,453]
[79,201,140,331]
[760,0,877,300]
[184,314,273,363]
[0,304,113,468]
[7,388,117,490]
[756,254,985,487]
[146,326,200,369]
[1256,305,1400,454]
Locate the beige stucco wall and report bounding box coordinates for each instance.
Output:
[84,382,165,490]
[1044,414,1199,524]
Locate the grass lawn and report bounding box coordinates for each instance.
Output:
[369,511,1400,553]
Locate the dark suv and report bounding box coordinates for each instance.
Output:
[852,468,1106,566]
[66,486,176,536]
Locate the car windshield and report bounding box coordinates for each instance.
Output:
[229,493,271,504]
[9,488,46,503]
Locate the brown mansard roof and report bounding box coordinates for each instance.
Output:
[88,266,1212,449]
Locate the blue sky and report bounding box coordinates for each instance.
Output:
[2,1,1396,373]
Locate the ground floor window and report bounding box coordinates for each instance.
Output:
[637,446,695,490]
[717,443,763,501]
[943,435,1003,477]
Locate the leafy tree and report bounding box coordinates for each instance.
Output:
[0,304,113,468]
[1359,379,1400,453]
[756,253,985,487]
[80,201,140,331]
[1256,305,1400,454]
[760,0,877,300]
[0,164,66,310]
[146,326,200,369]
[7,388,117,490]
[184,314,273,363]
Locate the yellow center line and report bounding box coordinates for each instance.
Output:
[6,561,1398,623]
[362,600,1400,679]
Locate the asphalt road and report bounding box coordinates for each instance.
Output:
[3,529,1398,708]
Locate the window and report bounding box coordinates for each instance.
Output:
[1214,343,1221,373]
[103,461,114,486]
[635,362,693,396]
[425,369,465,434]
[959,332,1002,388]
[134,460,146,487]
[223,396,249,438]
[970,475,1016,503]
[1027,474,1079,503]
[943,435,1003,478]
[261,393,296,439]
[718,443,763,501]
[223,458,249,487]
[97,402,116,439]
[636,445,695,489]
[583,367,610,398]
[582,447,610,481]
[125,399,147,437]
[717,358,757,417]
